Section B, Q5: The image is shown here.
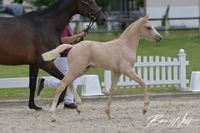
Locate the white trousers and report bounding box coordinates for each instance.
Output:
[43,57,78,104]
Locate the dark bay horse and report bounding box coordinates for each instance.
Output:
[0,0,105,110]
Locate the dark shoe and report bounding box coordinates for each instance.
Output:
[36,77,44,96]
[64,103,77,109]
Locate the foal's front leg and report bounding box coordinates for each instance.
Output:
[105,72,121,119]
[125,69,149,114]
[50,74,74,122]
[68,83,82,114]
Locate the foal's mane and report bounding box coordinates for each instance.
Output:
[119,17,147,39]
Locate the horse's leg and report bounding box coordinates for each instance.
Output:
[105,72,121,119]
[125,69,149,114]
[50,72,76,122]
[28,65,42,110]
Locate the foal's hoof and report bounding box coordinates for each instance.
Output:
[56,97,64,107]
[143,109,147,115]
[105,110,111,119]
[29,104,42,111]
[51,114,56,122]
[102,89,109,96]
[76,107,81,114]
[51,118,56,122]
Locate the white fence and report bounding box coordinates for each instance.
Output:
[0,49,189,93]
[0,75,102,96]
[103,49,189,91]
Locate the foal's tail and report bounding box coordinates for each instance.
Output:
[42,44,73,61]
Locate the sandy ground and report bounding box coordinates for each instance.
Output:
[0,95,200,133]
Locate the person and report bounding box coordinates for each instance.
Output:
[36,22,85,109]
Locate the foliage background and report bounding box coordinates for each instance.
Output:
[13,0,145,10]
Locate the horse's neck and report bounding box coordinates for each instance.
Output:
[40,0,77,34]
[119,24,141,51]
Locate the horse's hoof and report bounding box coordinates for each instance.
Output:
[29,104,42,111]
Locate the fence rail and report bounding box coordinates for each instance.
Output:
[73,16,200,32]
[103,49,189,91]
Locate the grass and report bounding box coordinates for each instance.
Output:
[0,30,199,99]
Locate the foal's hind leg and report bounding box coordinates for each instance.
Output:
[105,72,121,119]
[124,69,149,114]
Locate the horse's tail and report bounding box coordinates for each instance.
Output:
[42,44,73,61]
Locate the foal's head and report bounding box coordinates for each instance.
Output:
[139,16,162,42]
[76,0,106,25]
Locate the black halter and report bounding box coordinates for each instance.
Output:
[82,0,102,21]
[78,0,103,41]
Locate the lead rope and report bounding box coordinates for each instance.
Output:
[78,19,95,42]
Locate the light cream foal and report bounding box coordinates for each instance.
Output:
[42,16,162,122]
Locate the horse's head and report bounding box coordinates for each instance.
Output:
[139,16,162,42]
[76,0,106,25]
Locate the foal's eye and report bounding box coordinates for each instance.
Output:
[147,26,152,30]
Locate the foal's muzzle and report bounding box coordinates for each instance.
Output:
[154,35,163,43]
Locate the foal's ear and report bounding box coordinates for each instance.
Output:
[140,15,149,24]
[140,15,149,21]
[143,15,149,20]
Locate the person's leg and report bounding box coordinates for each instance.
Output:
[36,57,77,108]
[36,57,66,96]
[44,78,60,88]
[55,57,78,108]
[64,79,78,108]
[36,76,60,96]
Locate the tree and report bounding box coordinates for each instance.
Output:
[28,0,56,8]
[14,0,23,4]
[96,0,114,11]
[136,0,144,9]
[136,0,144,8]
[13,0,56,8]
[14,0,115,10]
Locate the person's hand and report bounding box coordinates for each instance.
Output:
[78,32,86,37]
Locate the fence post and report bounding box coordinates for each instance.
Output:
[76,20,83,32]
[178,49,187,91]
[104,70,112,92]
[107,20,112,32]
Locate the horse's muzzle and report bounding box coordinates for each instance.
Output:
[96,13,106,25]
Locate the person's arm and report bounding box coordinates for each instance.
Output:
[61,32,85,44]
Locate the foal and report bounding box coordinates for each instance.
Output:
[43,16,162,121]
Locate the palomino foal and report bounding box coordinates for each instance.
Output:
[42,16,162,121]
